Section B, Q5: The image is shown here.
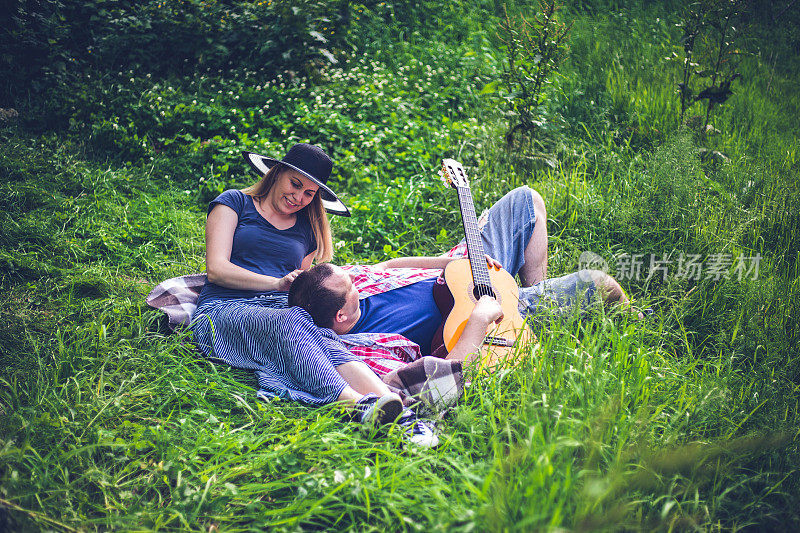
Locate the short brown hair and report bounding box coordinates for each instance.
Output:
[288,263,346,328]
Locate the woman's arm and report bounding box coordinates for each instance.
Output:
[205,204,302,292]
[299,251,315,271]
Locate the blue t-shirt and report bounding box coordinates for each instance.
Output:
[349,278,441,353]
[198,189,317,304]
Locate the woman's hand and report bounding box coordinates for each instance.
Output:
[275,269,303,292]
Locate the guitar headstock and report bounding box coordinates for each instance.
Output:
[440,158,469,190]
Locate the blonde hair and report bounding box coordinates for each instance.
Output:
[242,163,333,263]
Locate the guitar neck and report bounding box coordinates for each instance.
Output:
[455,185,493,294]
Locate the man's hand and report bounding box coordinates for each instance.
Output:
[471,295,504,326]
[445,295,505,363]
[485,255,503,270]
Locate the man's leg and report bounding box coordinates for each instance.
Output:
[586,270,629,305]
[477,186,549,286]
[518,188,548,287]
[586,270,644,318]
[518,269,639,318]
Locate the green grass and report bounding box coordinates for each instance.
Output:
[1,1,799,530]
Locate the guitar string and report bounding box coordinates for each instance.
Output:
[451,173,525,307]
[456,185,494,298]
[458,187,491,288]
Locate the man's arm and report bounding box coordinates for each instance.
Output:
[373,255,503,271]
[444,296,504,363]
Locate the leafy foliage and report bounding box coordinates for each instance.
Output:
[496,1,572,153]
[1,0,799,530]
[671,0,748,134]
[1,0,353,129]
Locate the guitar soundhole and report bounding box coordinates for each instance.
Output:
[473,283,497,301]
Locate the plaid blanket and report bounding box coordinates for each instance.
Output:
[382,356,463,412]
[146,273,208,330]
[146,273,463,410]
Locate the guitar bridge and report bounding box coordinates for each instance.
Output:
[483,335,515,348]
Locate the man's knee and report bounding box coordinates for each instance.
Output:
[502,186,546,220]
[586,270,623,302]
[529,187,547,219]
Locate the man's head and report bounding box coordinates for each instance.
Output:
[288,263,360,334]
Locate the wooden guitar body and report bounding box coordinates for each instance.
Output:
[441,258,535,367]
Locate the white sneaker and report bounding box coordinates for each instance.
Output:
[355,393,404,426]
[398,409,439,448]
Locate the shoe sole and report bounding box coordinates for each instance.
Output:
[409,433,439,448]
[372,394,403,426]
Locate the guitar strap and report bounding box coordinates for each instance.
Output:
[430,275,453,358]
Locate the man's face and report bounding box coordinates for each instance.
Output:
[326,266,360,335]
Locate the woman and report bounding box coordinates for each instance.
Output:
[190,143,407,427]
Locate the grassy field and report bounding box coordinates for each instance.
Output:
[1,0,799,530]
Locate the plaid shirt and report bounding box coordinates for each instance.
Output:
[340,332,423,375]
[342,265,440,297]
[335,243,469,373]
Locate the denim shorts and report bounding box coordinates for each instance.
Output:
[465,186,598,318]
[518,271,598,318]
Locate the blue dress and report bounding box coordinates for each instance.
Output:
[191,190,356,404]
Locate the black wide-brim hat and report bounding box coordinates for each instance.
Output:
[243,143,350,216]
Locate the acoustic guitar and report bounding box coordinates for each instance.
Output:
[436,158,536,366]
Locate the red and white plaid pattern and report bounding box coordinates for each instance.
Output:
[340,332,423,376]
[444,242,468,258]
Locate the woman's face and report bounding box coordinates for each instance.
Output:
[267,169,320,216]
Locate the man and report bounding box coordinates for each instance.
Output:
[289,186,635,363]
[289,262,507,364]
